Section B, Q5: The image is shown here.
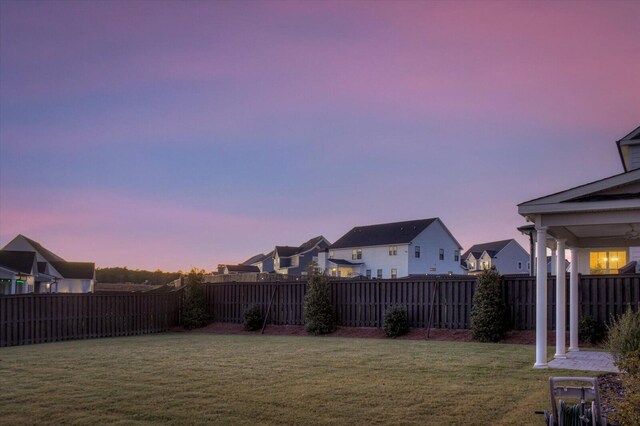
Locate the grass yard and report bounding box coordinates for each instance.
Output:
[0,333,587,425]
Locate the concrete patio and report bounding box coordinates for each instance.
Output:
[548,351,619,373]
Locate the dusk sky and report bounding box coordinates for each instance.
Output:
[1,1,638,272]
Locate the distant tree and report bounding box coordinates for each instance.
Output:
[182,268,209,330]
[95,267,182,285]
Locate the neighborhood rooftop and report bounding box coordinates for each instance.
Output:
[21,234,65,262]
[462,239,514,259]
[49,261,96,280]
[0,250,36,275]
[330,218,439,249]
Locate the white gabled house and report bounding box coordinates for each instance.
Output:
[317,218,463,278]
[463,239,530,275]
[1,235,95,294]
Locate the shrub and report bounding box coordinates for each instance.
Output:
[182,268,209,330]
[607,307,640,370]
[471,267,508,342]
[304,269,336,335]
[384,305,409,338]
[243,305,263,331]
[579,316,606,344]
[616,351,640,426]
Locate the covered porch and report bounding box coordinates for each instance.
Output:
[518,168,640,368]
[327,259,363,278]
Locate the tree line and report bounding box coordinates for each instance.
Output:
[96,267,182,285]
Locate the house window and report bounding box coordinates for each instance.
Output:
[481,261,489,270]
[415,246,420,258]
[331,268,337,277]
[589,250,627,274]
[439,249,444,261]
[329,250,335,259]
[388,246,397,256]
[454,250,459,262]
[527,262,531,271]
[391,268,397,279]
[377,269,383,279]
[352,249,362,260]
[517,261,523,270]
[469,261,476,270]
[366,269,371,279]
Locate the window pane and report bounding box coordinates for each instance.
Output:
[590,251,607,274]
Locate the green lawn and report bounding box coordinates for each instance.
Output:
[0,333,587,425]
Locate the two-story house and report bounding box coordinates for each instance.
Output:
[229,236,329,275]
[273,236,330,275]
[462,239,530,275]
[317,218,463,278]
[1,235,95,293]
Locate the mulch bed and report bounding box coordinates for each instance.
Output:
[171,322,602,347]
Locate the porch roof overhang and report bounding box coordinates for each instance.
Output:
[518,169,640,249]
[328,259,363,266]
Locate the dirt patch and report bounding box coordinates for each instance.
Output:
[598,373,624,425]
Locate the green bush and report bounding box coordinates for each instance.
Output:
[607,307,640,371]
[471,267,508,342]
[182,269,209,330]
[304,269,336,335]
[384,305,409,338]
[615,351,640,426]
[579,316,606,344]
[243,305,263,331]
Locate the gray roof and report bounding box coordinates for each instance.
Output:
[242,253,265,265]
[20,235,66,262]
[462,239,513,260]
[0,250,35,274]
[275,236,328,258]
[49,261,95,279]
[225,264,260,273]
[328,259,363,266]
[275,246,300,257]
[330,218,439,249]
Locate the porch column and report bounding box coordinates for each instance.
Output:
[10,275,16,295]
[569,248,580,352]
[550,246,557,276]
[555,239,567,358]
[535,226,548,368]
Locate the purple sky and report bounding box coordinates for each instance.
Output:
[1,1,638,271]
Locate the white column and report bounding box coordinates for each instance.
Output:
[555,239,567,358]
[10,274,16,295]
[569,248,580,352]
[550,247,557,276]
[535,226,549,368]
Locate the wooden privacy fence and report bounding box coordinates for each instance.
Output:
[202,274,640,330]
[202,277,481,329]
[202,282,306,325]
[2,275,638,347]
[0,290,183,347]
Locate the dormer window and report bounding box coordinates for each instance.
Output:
[329,250,335,259]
